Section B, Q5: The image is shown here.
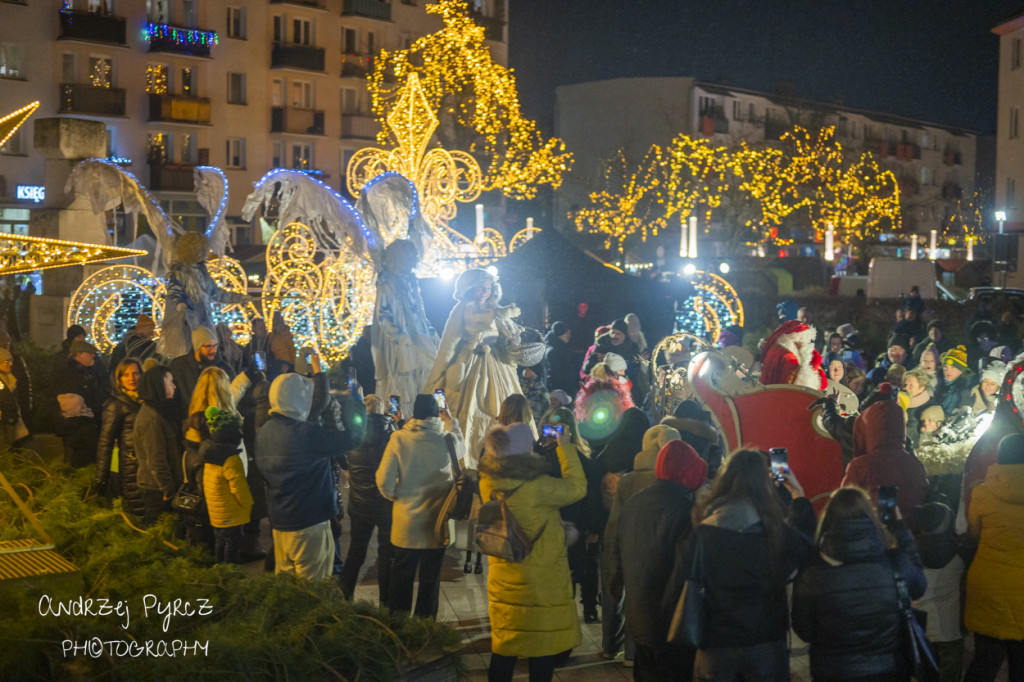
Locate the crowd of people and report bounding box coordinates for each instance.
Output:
[18,280,1024,682]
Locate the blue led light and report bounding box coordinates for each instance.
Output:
[196,165,228,240]
[82,158,177,237]
[250,168,373,244]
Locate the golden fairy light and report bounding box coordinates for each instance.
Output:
[0,101,40,149]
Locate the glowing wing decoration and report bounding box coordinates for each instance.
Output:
[354,171,432,264]
[194,166,231,257]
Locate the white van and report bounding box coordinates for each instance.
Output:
[866,258,938,299]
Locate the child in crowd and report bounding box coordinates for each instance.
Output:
[201,406,253,564]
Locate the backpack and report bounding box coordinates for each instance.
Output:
[474,483,545,562]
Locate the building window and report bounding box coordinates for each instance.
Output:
[272,141,284,168]
[105,125,117,157]
[271,78,284,107]
[400,0,416,5]
[0,209,30,236]
[62,52,76,83]
[226,138,245,169]
[291,142,313,170]
[273,15,284,43]
[147,0,168,23]
[920,166,933,186]
[698,96,716,117]
[732,100,742,121]
[182,0,197,27]
[1009,177,1017,209]
[341,27,357,53]
[1012,108,1020,140]
[88,56,112,87]
[293,18,312,46]
[366,30,376,54]
[227,7,246,39]
[148,131,169,164]
[180,132,196,164]
[181,66,193,95]
[0,128,24,155]
[291,80,313,109]
[838,117,849,138]
[0,44,22,79]
[228,72,246,104]
[159,198,208,232]
[341,87,358,114]
[1014,38,1021,70]
[88,0,114,15]
[146,63,168,93]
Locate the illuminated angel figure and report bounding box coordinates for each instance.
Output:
[372,239,440,410]
[159,232,252,357]
[425,268,537,467]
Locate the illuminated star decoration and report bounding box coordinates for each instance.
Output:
[0,101,40,149]
[348,72,487,271]
[0,234,145,276]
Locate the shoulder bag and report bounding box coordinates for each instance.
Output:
[434,433,478,545]
[170,452,204,515]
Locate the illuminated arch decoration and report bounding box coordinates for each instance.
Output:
[67,265,167,354]
[509,227,540,252]
[673,270,745,342]
[261,222,375,365]
[346,73,504,272]
[207,256,260,346]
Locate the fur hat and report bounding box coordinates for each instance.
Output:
[655,440,708,491]
[604,352,627,374]
[454,268,498,303]
[921,405,945,424]
[69,339,98,356]
[998,433,1024,465]
[941,346,969,372]
[485,422,536,457]
[549,389,572,407]
[173,231,209,266]
[191,326,217,351]
[982,362,1007,386]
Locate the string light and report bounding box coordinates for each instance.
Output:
[146,65,168,94]
[0,234,145,276]
[367,0,572,201]
[0,101,40,149]
[207,256,257,346]
[509,227,541,252]
[145,23,219,49]
[196,165,228,241]
[67,265,166,353]
[673,270,744,342]
[941,187,988,248]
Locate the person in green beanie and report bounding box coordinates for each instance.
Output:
[937,345,976,416]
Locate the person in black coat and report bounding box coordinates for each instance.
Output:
[340,395,398,604]
[606,440,708,681]
[544,321,578,396]
[56,340,109,468]
[94,359,146,517]
[792,487,926,682]
[583,319,641,377]
[678,448,815,681]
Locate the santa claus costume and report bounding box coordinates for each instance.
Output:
[759,320,828,390]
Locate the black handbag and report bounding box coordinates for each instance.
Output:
[887,550,939,682]
[435,433,478,545]
[170,453,205,515]
[667,528,707,647]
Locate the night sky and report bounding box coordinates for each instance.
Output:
[508,0,1024,136]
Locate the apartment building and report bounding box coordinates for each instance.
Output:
[994,11,1024,231]
[555,77,976,246]
[0,0,508,244]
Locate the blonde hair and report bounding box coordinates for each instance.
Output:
[498,393,533,426]
[590,362,613,381]
[189,366,235,418]
[364,394,387,415]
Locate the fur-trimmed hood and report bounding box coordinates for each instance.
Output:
[478,452,552,481]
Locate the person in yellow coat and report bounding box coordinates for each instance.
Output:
[964,433,1024,680]
[478,422,587,682]
[201,406,253,564]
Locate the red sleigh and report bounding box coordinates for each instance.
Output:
[688,350,844,511]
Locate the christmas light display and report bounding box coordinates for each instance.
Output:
[0,234,145,276]
[0,101,40,149]
[207,256,258,346]
[673,270,745,342]
[508,227,541,252]
[67,265,166,354]
[940,187,988,248]
[368,0,572,200]
[145,23,219,49]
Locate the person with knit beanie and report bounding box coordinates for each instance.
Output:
[937,345,976,416]
[971,362,1007,414]
[201,405,253,564]
[168,324,236,414]
[606,439,707,680]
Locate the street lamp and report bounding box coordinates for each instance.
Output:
[996,210,1006,234]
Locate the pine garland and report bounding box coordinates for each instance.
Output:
[0,449,462,680]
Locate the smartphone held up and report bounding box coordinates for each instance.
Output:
[769,447,789,482]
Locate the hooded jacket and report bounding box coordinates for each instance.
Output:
[841,401,929,519]
[255,373,365,532]
[606,441,706,648]
[965,463,1024,640]
[683,498,814,649]
[792,518,925,680]
[477,443,587,658]
[375,417,461,549]
[347,412,397,517]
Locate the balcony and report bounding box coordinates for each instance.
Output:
[59,83,126,116]
[148,162,197,191]
[271,0,325,7]
[59,10,127,45]
[271,107,325,135]
[470,10,505,42]
[342,0,390,21]
[341,53,372,77]
[149,93,211,124]
[146,23,217,57]
[341,114,378,139]
[271,43,325,72]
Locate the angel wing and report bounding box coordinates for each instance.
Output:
[65,158,182,275]
[354,171,432,266]
[194,166,230,257]
[241,169,374,256]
